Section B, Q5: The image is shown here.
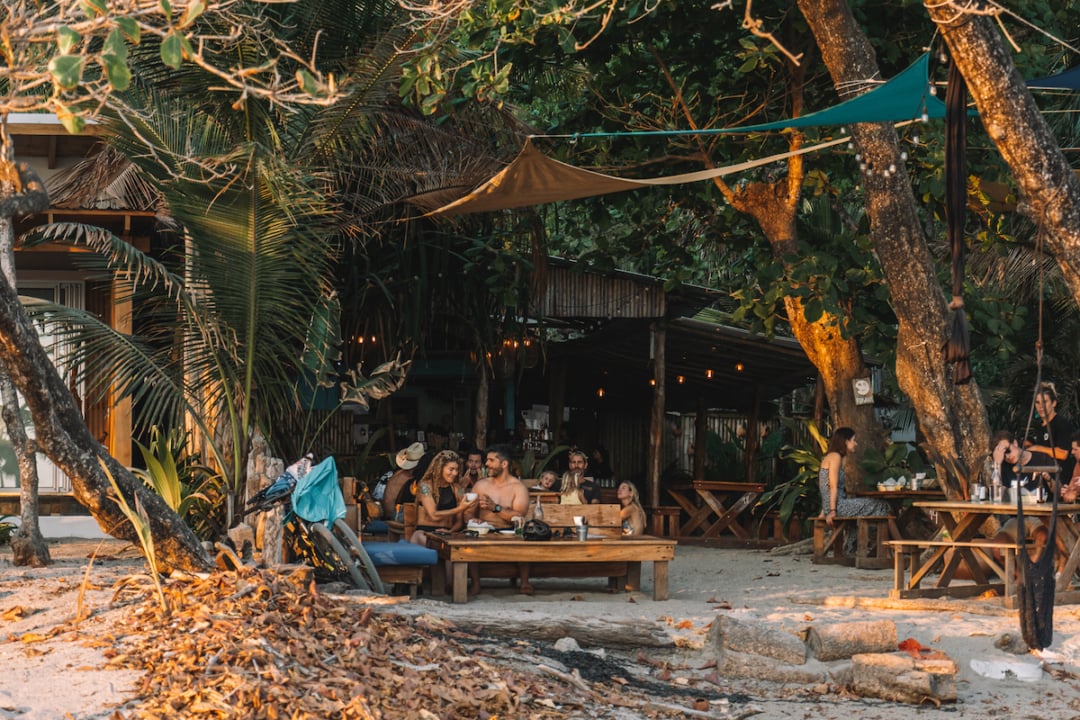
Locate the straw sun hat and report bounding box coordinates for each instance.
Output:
[395,442,425,470]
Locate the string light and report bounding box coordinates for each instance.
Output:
[649,378,656,387]
[735,362,745,373]
[677,375,685,384]
[705,369,714,379]
[597,387,605,398]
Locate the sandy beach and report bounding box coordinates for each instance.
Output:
[4,537,1080,718]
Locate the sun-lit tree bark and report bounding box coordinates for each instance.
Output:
[924,2,1080,303]
[797,0,990,499]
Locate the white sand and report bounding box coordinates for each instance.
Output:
[5,538,1080,718]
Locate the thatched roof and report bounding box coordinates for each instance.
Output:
[45,146,162,212]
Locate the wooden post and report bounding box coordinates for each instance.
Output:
[693,396,707,480]
[647,322,666,508]
[110,274,133,465]
[548,359,566,447]
[746,386,761,482]
[473,364,489,451]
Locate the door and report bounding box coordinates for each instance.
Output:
[0,281,85,492]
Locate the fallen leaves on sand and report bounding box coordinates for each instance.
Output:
[1,605,31,621]
[102,567,683,719]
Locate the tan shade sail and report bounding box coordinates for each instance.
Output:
[427,135,849,217]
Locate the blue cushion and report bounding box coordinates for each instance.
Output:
[364,520,389,534]
[364,540,437,567]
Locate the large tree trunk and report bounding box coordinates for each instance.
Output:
[924,3,1080,299]
[0,146,49,567]
[728,181,881,487]
[0,171,210,572]
[797,0,990,499]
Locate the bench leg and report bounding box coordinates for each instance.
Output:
[652,560,669,601]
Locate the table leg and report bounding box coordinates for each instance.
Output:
[626,561,642,591]
[431,559,447,597]
[451,562,468,604]
[652,561,669,601]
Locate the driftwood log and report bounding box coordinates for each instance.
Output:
[794,594,1013,617]
[713,649,828,684]
[851,652,958,704]
[708,615,807,665]
[806,620,897,661]
[388,610,676,648]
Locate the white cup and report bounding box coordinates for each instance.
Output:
[573,516,584,526]
[464,492,478,502]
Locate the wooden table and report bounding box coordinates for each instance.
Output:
[854,488,947,527]
[425,532,676,603]
[892,500,1080,606]
[666,480,765,540]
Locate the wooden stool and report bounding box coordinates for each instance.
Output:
[813,515,898,569]
[650,507,682,537]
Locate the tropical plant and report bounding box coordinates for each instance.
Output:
[518,445,570,479]
[0,515,17,546]
[132,427,221,539]
[102,460,166,611]
[859,442,927,487]
[756,419,829,528]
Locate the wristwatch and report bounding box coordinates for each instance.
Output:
[493,504,502,513]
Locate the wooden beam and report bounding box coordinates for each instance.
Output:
[647,322,665,507]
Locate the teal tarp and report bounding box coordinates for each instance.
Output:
[291,456,346,524]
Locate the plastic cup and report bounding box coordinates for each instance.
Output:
[577,525,588,541]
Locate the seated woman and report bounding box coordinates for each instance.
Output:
[819,427,891,554]
[616,481,646,535]
[409,450,477,547]
[559,471,586,505]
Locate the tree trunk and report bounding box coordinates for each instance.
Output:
[0,164,210,573]
[474,362,489,451]
[0,272,211,572]
[797,0,990,500]
[806,619,897,661]
[0,136,49,567]
[924,3,1080,302]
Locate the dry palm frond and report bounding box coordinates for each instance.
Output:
[45,146,162,212]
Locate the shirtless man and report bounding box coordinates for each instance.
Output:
[468,445,529,529]
[466,445,530,595]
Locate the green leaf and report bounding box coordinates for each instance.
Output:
[102,54,133,91]
[116,17,141,44]
[49,54,84,90]
[296,68,319,95]
[159,0,173,22]
[103,28,128,60]
[179,0,206,28]
[81,0,107,16]
[160,32,183,69]
[56,27,81,55]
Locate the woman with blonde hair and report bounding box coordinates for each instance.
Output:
[409,450,477,546]
[559,471,586,505]
[616,481,646,535]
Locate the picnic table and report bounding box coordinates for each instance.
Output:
[666,480,765,540]
[425,532,676,603]
[890,499,1080,607]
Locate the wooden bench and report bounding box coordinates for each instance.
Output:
[537,503,623,536]
[886,539,1022,605]
[813,515,900,569]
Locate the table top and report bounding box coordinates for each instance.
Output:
[914,499,1080,515]
[855,489,946,500]
[426,531,672,547]
[670,480,766,493]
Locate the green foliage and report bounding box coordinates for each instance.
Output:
[518,445,569,479]
[0,515,17,546]
[859,442,926,486]
[756,419,828,526]
[132,427,221,539]
[102,460,167,611]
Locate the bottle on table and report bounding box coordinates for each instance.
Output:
[533,495,544,521]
